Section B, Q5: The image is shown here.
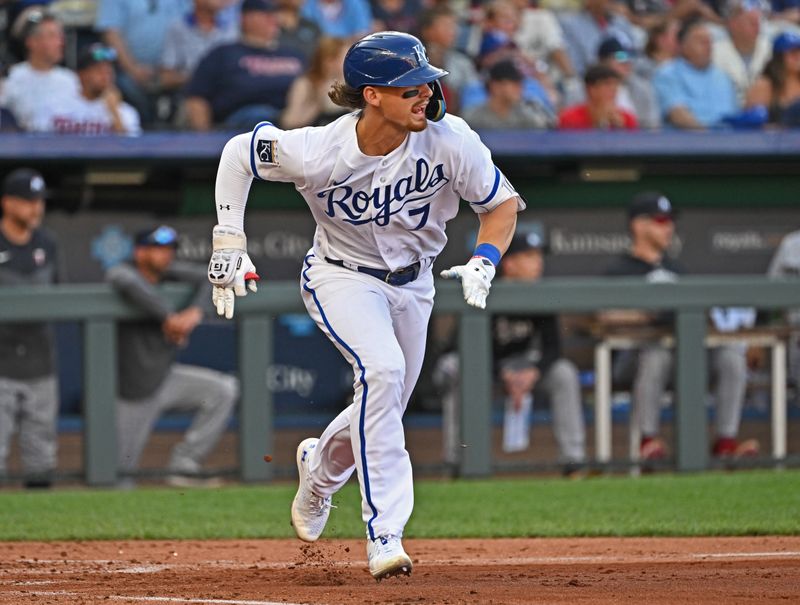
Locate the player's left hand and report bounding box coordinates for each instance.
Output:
[208,225,260,319]
[440,256,496,309]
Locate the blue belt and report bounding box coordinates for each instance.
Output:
[324,257,421,286]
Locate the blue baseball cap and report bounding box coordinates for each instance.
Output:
[773,32,800,54]
[134,225,179,247]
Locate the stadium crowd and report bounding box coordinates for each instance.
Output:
[1,0,800,133]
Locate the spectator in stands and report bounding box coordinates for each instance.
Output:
[417,5,483,115]
[276,0,322,62]
[159,0,239,94]
[0,8,80,132]
[0,168,61,489]
[617,0,721,30]
[745,32,800,126]
[559,64,639,128]
[183,0,306,131]
[653,19,738,129]
[108,225,238,488]
[300,0,372,41]
[466,0,560,112]
[29,43,141,135]
[712,0,772,105]
[558,0,640,76]
[95,0,188,127]
[280,37,350,128]
[635,18,680,81]
[461,58,556,128]
[370,0,423,33]
[510,0,579,91]
[433,230,587,477]
[597,36,661,129]
[770,0,800,25]
[601,191,758,464]
[767,226,800,391]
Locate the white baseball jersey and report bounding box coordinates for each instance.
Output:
[215,112,524,270]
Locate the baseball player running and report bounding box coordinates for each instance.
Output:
[208,31,524,580]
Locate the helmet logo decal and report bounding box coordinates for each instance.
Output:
[413,44,427,66]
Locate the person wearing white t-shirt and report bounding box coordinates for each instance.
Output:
[0,9,80,131]
[30,44,141,135]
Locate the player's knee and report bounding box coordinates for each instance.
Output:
[365,356,406,387]
[638,347,672,372]
[207,374,239,410]
[548,358,579,388]
[716,347,746,377]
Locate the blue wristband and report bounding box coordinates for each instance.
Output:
[473,243,501,267]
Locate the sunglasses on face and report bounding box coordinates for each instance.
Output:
[149,226,178,246]
[650,214,674,224]
[25,8,47,25]
[87,44,118,62]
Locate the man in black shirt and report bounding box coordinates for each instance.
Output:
[0,168,60,488]
[108,226,238,487]
[435,230,587,476]
[603,191,757,462]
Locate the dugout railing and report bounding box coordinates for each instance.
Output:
[1,277,798,485]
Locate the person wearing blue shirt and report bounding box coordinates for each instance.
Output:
[653,19,738,129]
[300,0,372,40]
[95,0,191,125]
[184,0,306,131]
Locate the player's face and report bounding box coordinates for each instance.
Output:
[637,214,674,252]
[373,83,433,132]
[1,197,45,231]
[502,249,544,282]
[137,245,176,275]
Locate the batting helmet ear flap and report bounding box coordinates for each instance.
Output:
[426,79,446,122]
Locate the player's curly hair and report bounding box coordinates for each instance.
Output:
[329,81,365,110]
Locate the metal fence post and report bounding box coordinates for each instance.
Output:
[83,319,117,486]
[458,309,493,477]
[238,314,272,482]
[675,310,708,471]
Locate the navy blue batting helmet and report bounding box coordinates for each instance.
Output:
[344,31,449,121]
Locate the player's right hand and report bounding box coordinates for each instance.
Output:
[207,225,260,319]
[440,256,496,309]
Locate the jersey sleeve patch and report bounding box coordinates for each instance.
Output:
[257,139,279,165]
[248,121,277,180]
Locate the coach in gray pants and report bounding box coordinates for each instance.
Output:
[0,168,61,488]
[108,225,238,487]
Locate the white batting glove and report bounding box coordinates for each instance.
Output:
[440,256,496,309]
[207,225,260,319]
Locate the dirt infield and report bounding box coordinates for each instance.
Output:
[1,537,798,604]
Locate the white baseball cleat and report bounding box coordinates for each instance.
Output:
[367,535,413,580]
[290,438,333,542]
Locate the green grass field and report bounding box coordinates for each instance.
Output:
[0,470,798,541]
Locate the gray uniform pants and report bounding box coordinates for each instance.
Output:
[117,364,238,474]
[435,354,586,464]
[0,375,59,478]
[632,344,747,438]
